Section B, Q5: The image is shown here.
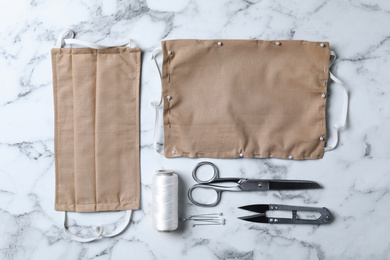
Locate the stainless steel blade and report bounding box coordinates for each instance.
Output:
[267,180,322,190]
[238,214,268,223]
[239,179,322,191]
[238,204,269,213]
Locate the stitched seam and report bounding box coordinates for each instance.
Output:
[168,52,171,128]
[323,48,330,138]
[135,50,140,202]
[54,54,60,204]
[166,123,318,126]
[94,53,98,211]
[56,200,137,205]
[176,152,315,159]
[71,52,76,208]
[53,48,141,55]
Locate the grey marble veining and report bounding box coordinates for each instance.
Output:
[1,0,390,259]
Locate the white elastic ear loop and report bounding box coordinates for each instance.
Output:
[56,29,75,48]
[151,47,164,155]
[329,50,337,67]
[101,210,132,238]
[56,29,132,49]
[63,210,132,243]
[325,51,349,152]
[64,38,132,49]
[63,211,103,243]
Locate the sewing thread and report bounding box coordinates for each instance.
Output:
[152,170,179,231]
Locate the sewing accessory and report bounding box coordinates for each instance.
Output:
[152,170,179,232]
[181,213,225,227]
[188,162,322,207]
[238,204,333,225]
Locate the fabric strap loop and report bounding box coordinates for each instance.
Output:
[56,29,132,49]
[151,47,164,154]
[324,51,349,152]
[64,210,132,243]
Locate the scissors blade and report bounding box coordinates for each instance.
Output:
[238,179,322,191]
[238,214,268,223]
[238,204,269,213]
[268,180,322,190]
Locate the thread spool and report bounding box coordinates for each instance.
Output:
[152,170,179,231]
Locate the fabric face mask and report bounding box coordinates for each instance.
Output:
[51,30,140,242]
[151,40,348,160]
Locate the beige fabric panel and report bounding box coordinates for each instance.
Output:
[52,47,140,212]
[72,53,97,208]
[161,40,330,160]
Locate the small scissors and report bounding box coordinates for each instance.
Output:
[188,161,322,207]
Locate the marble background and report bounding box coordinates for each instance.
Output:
[1,0,390,259]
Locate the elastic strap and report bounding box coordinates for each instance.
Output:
[151,47,164,154]
[64,210,132,242]
[324,51,349,152]
[56,29,132,49]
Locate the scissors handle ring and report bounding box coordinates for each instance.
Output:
[187,184,222,207]
[192,161,219,183]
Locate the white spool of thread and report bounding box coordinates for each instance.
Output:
[152,170,179,231]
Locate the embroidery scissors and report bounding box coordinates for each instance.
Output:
[238,204,332,225]
[188,161,322,207]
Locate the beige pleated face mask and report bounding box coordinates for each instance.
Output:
[151,40,348,160]
[51,30,140,242]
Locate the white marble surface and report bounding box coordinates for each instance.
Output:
[1,0,390,259]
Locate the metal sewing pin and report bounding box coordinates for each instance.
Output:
[192,222,225,227]
[182,218,221,223]
[181,213,223,221]
[191,219,226,227]
[191,218,225,223]
[189,212,223,218]
[182,217,221,222]
[182,212,225,226]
